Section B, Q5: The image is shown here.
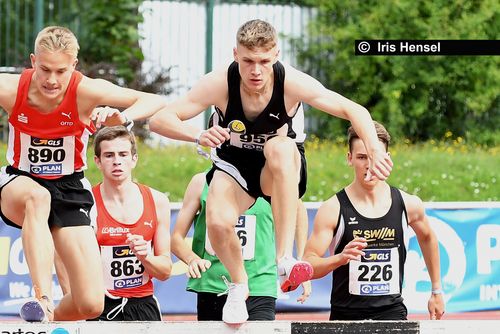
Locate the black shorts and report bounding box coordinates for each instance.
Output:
[329,302,408,321]
[207,143,307,199]
[0,166,94,229]
[196,292,276,321]
[91,295,162,321]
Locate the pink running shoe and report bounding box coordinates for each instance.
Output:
[278,256,313,292]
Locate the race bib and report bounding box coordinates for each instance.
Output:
[101,244,151,290]
[205,215,256,260]
[229,132,277,151]
[349,248,400,296]
[18,133,75,176]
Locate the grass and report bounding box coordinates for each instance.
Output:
[0,138,497,202]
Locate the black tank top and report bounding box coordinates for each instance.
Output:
[212,61,301,161]
[330,187,409,310]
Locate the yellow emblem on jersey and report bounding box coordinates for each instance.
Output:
[228,120,246,134]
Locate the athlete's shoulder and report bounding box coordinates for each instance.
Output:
[0,73,21,110]
[315,194,341,228]
[147,186,170,206]
[398,188,425,216]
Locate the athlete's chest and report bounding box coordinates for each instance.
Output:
[239,90,273,121]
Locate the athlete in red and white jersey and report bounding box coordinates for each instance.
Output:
[8,68,94,178]
[91,126,171,321]
[94,183,157,298]
[0,26,165,322]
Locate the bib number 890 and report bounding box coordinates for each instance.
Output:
[28,148,66,163]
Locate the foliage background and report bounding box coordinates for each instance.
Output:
[297,0,499,145]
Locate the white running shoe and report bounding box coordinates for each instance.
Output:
[278,256,313,292]
[220,276,249,324]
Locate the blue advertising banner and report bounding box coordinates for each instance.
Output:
[1,204,499,315]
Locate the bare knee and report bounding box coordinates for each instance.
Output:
[24,186,51,211]
[77,295,104,319]
[264,137,297,170]
[206,208,236,238]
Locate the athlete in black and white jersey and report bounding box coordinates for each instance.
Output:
[304,121,445,321]
[150,19,393,324]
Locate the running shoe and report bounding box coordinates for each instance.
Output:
[278,256,313,292]
[219,276,249,324]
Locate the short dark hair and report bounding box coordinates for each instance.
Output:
[94,126,137,157]
[347,121,391,152]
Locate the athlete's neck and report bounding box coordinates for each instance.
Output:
[28,78,65,113]
[241,79,272,97]
[100,179,136,204]
[347,181,390,204]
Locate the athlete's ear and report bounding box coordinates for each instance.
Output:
[94,155,102,169]
[30,53,36,68]
[233,47,238,62]
[347,151,353,166]
[131,154,138,169]
[72,58,78,69]
[387,151,391,156]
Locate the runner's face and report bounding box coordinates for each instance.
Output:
[30,50,77,101]
[348,139,387,185]
[234,44,278,93]
[95,137,137,182]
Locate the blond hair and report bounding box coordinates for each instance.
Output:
[34,26,79,58]
[348,121,391,152]
[236,19,277,50]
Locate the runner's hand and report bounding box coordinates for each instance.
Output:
[297,280,312,304]
[337,237,367,266]
[91,106,126,128]
[187,258,212,278]
[126,233,150,261]
[366,148,393,181]
[428,293,445,320]
[198,126,230,148]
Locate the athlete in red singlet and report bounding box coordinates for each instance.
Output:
[0,26,165,322]
[91,126,171,321]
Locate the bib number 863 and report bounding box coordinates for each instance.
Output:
[110,259,145,277]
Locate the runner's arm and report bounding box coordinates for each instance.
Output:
[134,191,172,281]
[149,70,229,145]
[405,192,445,319]
[171,173,212,278]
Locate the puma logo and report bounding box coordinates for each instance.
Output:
[79,208,90,218]
[61,111,71,119]
[144,220,153,228]
[269,112,280,120]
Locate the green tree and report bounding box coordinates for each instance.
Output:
[298,0,499,144]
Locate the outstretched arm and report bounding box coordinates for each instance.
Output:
[149,70,230,146]
[171,173,212,278]
[285,67,393,181]
[404,193,445,320]
[77,76,166,126]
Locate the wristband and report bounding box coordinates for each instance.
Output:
[195,130,210,159]
[431,289,443,295]
[122,114,134,131]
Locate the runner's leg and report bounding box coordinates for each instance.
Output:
[52,226,104,320]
